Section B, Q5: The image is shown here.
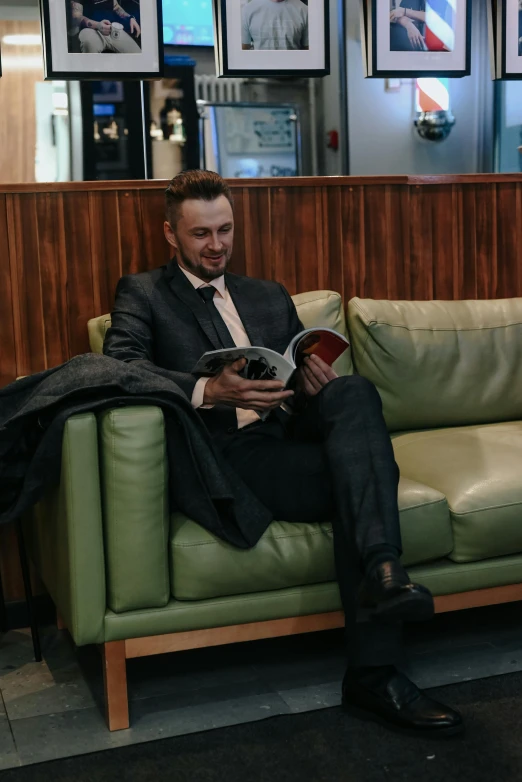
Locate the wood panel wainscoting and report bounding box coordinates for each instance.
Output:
[1,173,522,603]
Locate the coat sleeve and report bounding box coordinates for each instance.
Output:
[103,275,198,401]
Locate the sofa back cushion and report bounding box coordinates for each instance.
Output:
[88,289,353,375]
[348,297,522,432]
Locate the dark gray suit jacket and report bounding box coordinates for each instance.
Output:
[104,261,303,437]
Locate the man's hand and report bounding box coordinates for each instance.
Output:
[390,7,406,22]
[203,358,294,412]
[98,19,112,35]
[401,19,425,49]
[298,354,338,397]
[130,17,141,37]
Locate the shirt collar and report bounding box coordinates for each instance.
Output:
[178,264,226,298]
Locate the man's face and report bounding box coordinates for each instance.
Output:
[164,196,234,281]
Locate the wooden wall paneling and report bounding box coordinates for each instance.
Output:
[0,195,17,387]
[271,187,297,295]
[361,186,392,300]
[240,187,273,281]
[139,189,171,273]
[431,185,463,300]
[496,182,522,299]
[35,193,70,370]
[0,21,44,185]
[409,185,434,300]
[339,186,365,302]
[384,185,409,300]
[321,187,344,298]
[62,193,96,357]
[7,194,47,377]
[293,187,324,294]
[89,191,124,319]
[397,186,412,301]
[229,188,247,277]
[474,184,498,299]
[117,191,145,278]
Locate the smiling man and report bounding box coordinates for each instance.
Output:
[241,0,308,51]
[104,169,463,738]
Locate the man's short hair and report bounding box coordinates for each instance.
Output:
[165,170,233,228]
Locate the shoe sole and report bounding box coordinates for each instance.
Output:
[342,701,465,739]
[360,590,435,624]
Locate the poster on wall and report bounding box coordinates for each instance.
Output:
[39,0,164,80]
[490,0,522,78]
[362,0,472,78]
[213,0,330,77]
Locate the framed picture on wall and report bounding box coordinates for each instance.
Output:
[39,0,164,80]
[214,0,330,78]
[362,0,472,78]
[490,0,522,78]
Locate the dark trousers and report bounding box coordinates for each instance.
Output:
[216,375,404,668]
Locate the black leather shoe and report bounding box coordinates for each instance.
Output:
[342,667,464,737]
[358,559,434,623]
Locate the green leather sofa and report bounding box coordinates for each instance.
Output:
[25,291,522,731]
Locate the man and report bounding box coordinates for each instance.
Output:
[104,169,463,737]
[69,0,141,54]
[390,0,427,52]
[242,0,308,51]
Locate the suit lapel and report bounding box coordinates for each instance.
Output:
[226,274,265,348]
[165,261,222,351]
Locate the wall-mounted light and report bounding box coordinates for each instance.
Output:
[414,77,455,142]
[2,35,42,46]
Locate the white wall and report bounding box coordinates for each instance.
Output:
[344,0,494,175]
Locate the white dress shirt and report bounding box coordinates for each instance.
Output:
[179,265,260,429]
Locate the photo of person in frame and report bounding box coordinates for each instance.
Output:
[241,0,309,51]
[67,0,142,53]
[389,0,456,53]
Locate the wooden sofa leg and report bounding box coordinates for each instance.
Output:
[102,641,129,731]
[56,611,66,631]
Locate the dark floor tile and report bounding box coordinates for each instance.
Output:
[0,713,20,771]
[0,629,96,720]
[12,680,291,766]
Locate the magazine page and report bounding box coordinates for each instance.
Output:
[192,347,295,384]
[286,328,349,367]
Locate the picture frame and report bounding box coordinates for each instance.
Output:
[214,0,330,78]
[490,0,522,79]
[39,0,164,81]
[362,0,472,78]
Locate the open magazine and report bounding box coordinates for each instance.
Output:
[192,328,350,388]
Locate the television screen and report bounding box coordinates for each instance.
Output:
[163,0,214,47]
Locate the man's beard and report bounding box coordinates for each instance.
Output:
[177,244,231,281]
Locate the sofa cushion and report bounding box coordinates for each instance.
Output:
[393,422,522,563]
[348,297,522,432]
[88,290,353,375]
[169,477,452,600]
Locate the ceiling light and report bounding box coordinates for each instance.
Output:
[2,34,42,46]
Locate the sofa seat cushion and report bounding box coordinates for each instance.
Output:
[393,422,522,563]
[169,478,452,600]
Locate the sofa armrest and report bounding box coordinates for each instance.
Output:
[98,406,170,613]
[25,413,107,646]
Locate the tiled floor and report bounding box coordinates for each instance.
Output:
[2,602,522,769]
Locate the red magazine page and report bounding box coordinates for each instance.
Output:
[295,331,349,367]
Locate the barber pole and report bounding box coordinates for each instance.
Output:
[425,0,456,52]
[416,77,450,113]
[414,78,455,142]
